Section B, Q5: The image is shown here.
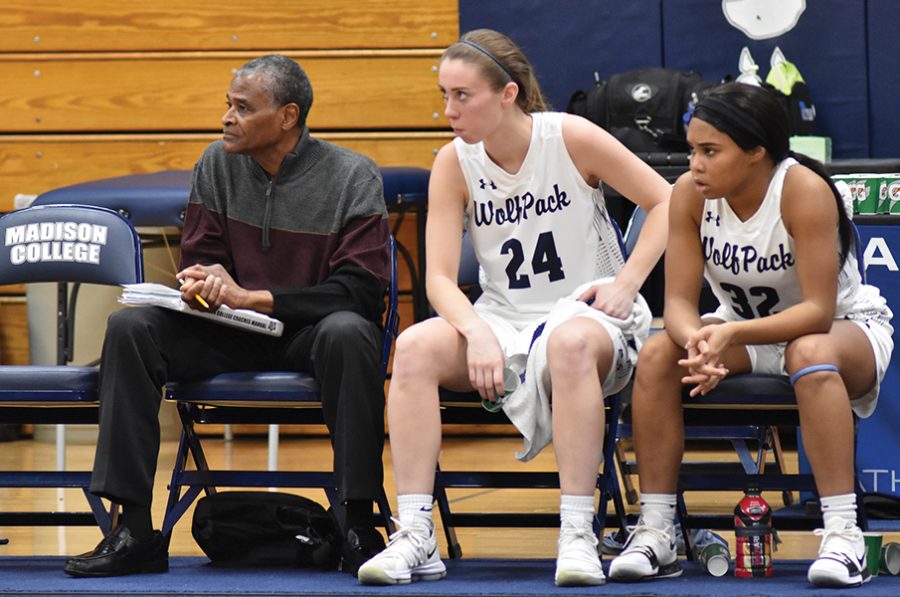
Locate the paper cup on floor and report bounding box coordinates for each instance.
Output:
[863,532,884,577]
[880,542,900,575]
[698,542,730,577]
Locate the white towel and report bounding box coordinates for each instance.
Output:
[500,278,652,461]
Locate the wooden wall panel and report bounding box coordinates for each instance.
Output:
[0,132,448,211]
[0,298,29,366]
[0,53,445,132]
[0,0,458,52]
[0,2,458,383]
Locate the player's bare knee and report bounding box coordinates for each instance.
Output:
[393,326,432,375]
[392,324,442,377]
[785,335,837,374]
[636,332,682,379]
[547,326,601,375]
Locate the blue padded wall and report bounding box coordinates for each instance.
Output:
[458,0,898,159]
[459,0,662,114]
[662,0,868,158]
[867,0,900,159]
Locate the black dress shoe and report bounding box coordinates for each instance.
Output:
[341,526,386,575]
[64,525,168,577]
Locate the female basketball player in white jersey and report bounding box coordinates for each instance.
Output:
[609,82,893,588]
[358,29,670,587]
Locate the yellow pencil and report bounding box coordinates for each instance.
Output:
[178,278,210,309]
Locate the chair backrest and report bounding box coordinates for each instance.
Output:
[381,235,400,376]
[623,206,647,259]
[851,220,866,282]
[457,231,479,287]
[0,204,143,366]
[32,171,191,228]
[0,204,143,286]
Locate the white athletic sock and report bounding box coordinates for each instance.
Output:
[560,494,596,527]
[639,493,677,529]
[820,493,857,527]
[397,493,434,529]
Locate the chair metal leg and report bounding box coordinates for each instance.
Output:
[162,412,197,536]
[162,403,217,535]
[614,439,639,505]
[676,493,696,560]
[375,490,396,534]
[82,489,113,535]
[180,407,215,486]
[768,427,795,506]
[598,393,629,536]
[433,466,462,559]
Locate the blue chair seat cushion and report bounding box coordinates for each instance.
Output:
[0,366,98,403]
[684,374,796,407]
[166,371,321,404]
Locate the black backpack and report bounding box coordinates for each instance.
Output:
[568,67,716,154]
[192,491,342,568]
[766,80,816,137]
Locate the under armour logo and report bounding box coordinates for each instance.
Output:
[705,211,720,226]
[631,83,653,103]
[479,178,497,190]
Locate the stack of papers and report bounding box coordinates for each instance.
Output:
[119,283,284,337]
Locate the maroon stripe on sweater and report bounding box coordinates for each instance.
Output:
[181,203,389,290]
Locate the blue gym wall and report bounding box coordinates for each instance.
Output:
[459,0,899,160]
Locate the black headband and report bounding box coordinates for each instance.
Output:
[692,95,769,147]
[457,39,517,85]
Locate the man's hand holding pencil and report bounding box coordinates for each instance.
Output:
[177,276,210,309]
[177,263,275,315]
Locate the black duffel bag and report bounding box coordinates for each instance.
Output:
[569,67,716,154]
[192,491,342,569]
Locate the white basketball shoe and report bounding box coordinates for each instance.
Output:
[608,510,682,581]
[357,519,446,585]
[554,518,605,586]
[807,517,870,588]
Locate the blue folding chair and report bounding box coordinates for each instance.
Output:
[677,222,872,550]
[0,204,143,535]
[615,208,870,558]
[616,207,793,508]
[433,227,630,559]
[161,237,399,536]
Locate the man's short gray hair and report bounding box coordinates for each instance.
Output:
[236,55,313,129]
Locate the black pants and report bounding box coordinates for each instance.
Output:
[90,306,384,509]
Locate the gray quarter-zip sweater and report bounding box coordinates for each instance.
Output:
[180,127,390,329]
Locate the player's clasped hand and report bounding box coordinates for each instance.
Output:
[679,325,731,396]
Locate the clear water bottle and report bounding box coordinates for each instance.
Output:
[734,487,773,577]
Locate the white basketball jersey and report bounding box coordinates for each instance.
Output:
[701,158,884,323]
[455,112,624,326]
